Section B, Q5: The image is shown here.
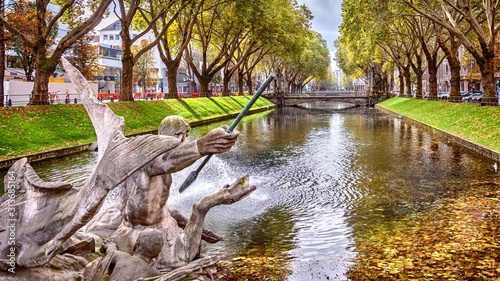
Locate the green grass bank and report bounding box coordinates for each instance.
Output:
[0,96,275,161]
[377,97,500,155]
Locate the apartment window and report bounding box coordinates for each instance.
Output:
[115,34,120,40]
[103,34,108,41]
[445,65,449,75]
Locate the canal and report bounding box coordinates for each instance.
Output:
[2,102,498,280]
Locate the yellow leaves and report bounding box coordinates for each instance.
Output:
[347,185,500,280]
[383,247,398,259]
[217,255,291,281]
[404,260,415,270]
[431,250,452,261]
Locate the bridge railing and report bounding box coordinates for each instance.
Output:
[303,91,368,97]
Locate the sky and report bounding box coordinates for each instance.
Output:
[296,0,343,69]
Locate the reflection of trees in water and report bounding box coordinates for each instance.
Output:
[343,110,496,244]
[223,206,297,257]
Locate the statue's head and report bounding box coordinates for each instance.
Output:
[158,115,191,141]
[134,229,164,259]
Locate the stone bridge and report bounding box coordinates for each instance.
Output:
[262,91,387,107]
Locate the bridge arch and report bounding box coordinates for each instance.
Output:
[262,92,386,107]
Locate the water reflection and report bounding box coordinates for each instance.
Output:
[1,102,498,280]
[224,206,297,256]
[298,101,358,111]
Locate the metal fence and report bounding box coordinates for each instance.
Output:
[3,92,81,107]
[416,95,499,106]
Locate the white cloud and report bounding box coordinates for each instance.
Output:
[296,0,343,69]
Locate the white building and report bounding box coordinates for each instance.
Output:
[92,16,164,94]
[93,17,125,94]
[335,69,342,89]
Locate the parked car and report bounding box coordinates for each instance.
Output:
[470,91,484,102]
[437,92,450,100]
[461,91,474,101]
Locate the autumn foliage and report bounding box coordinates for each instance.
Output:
[216,255,291,281]
[4,0,56,81]
[347,182,500,280]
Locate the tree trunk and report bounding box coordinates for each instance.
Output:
[245,72,253,95]
[237,72,244,95]
[121,56,134,101]
[467,43,496,104]
[414,57,423,98]
[222,75,230,96]
[421,44,438,99]
[449,57,461,99]
[30,71,52,105]
[158,44,183,99]
[397,66,405,94]
[29,51,57,105]
[479,51,497,104]
[199,81,209,97]
[167,70,177,99]
[440,35,461,99]
[427,64,438,99]
[120,26,134,101]
[404,66,412,97]
[166,62,178,99]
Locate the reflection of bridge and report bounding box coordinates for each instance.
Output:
[263,91,387,107]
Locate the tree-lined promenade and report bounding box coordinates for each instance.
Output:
[1,95,499,166]
[0,0,331,106]
[0,96,499,280]
[0,96,274,163]
[336,0,500,103]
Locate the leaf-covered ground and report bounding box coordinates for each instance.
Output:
[347,181,500,280]
[216,255,291,281]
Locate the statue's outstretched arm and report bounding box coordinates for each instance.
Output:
[182,174,256,261]
[170,208,222,243]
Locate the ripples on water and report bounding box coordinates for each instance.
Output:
[1,102,498,280]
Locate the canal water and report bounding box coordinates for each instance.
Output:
[1,102,498,280]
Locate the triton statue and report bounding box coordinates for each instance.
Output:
[0,58,255,280]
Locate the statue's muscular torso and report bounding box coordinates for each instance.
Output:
[122,172,172,226]
[121,141,201,226]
